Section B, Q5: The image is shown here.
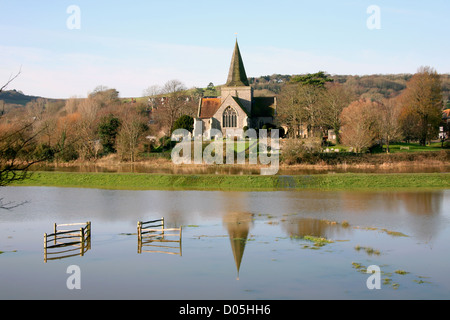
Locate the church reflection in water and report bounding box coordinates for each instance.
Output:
[223,212,254,280]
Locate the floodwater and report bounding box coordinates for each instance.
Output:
[0,186,449,300]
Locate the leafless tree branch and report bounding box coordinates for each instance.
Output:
[0,66,22,93]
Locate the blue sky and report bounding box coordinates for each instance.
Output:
[0,0,449,99]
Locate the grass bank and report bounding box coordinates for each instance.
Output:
[10,171,450,191]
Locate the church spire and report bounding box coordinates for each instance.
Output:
[226,40,249,87]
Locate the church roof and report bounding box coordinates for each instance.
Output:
[198,97,221,119]
[225,40,250,87]
[231,96,250,117]
[198,96,276,119]
[252,97,276,117]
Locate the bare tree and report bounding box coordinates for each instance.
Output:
[74,98,101,161]
[320,83,355,144]
[398,66,443,145]
[377,98,403,153]
[277,82,326,138]
[152,80,194,136]
[0,68,49,201]
[276,84,308,138]
[0,67,21,94]
[116,104,149,162]
[340,99,380,153]
[142,85,162,99]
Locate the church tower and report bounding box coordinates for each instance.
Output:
[221,40,253,115]
[196,39,276,137]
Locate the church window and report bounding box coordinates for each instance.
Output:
[223,107,237,128]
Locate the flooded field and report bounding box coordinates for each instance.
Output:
[1,187,449,299]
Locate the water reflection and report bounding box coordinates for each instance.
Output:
[397,192,443,216]
[341,191,443,216]
[1,186,449,299]
[137,218,182,256]
[340,191,444,240]
[282,217,351,240]
[43,222,91,263]
[223,212,254,280]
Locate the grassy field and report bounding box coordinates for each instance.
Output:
[328,142,446,153]
[10,171,450,191]
[381,142,445,153]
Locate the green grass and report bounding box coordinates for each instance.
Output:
[382,142,444,153]
[9,171,450,191]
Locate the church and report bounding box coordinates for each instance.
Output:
[194,40,277,138]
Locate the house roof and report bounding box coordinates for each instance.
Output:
[198,97,221,119]
[231,96,250,117]
[443,109,450,119]
[252,97,276,117]
[225,40,250,87]
[199,96,276,119]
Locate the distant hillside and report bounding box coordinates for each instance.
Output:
[249,73,450,102]
[2,73,449,111]
[0,89,49,106]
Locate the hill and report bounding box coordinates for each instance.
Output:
[249,73,450,103]
[0,89,47,106]
[2,73,449,111]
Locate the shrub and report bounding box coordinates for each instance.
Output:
[172,115,194,133]
[34,144,55,161]
[281,138,321,164]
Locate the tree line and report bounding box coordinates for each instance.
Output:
[0,78,199,173]
[277,67,446,153]
[0,66,448,180]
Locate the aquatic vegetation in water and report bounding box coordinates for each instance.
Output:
[0,250,16,254]
[351,262,367,273]
[354,245,381,256]
[381,229,408,237]
[394,270,410,275]
[413,279,431,284]
[413,276,431,284]
[353,226,408,237]
[352,262,432,290]
[294,235,334,248]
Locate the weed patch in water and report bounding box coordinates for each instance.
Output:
[381,229,408,237]
[293,235,334,248]
[351,262,367,273]
[394,270,410,275]
[354,245,381,256]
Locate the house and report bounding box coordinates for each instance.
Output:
[194,40,276,138]
[441,109,450,140]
